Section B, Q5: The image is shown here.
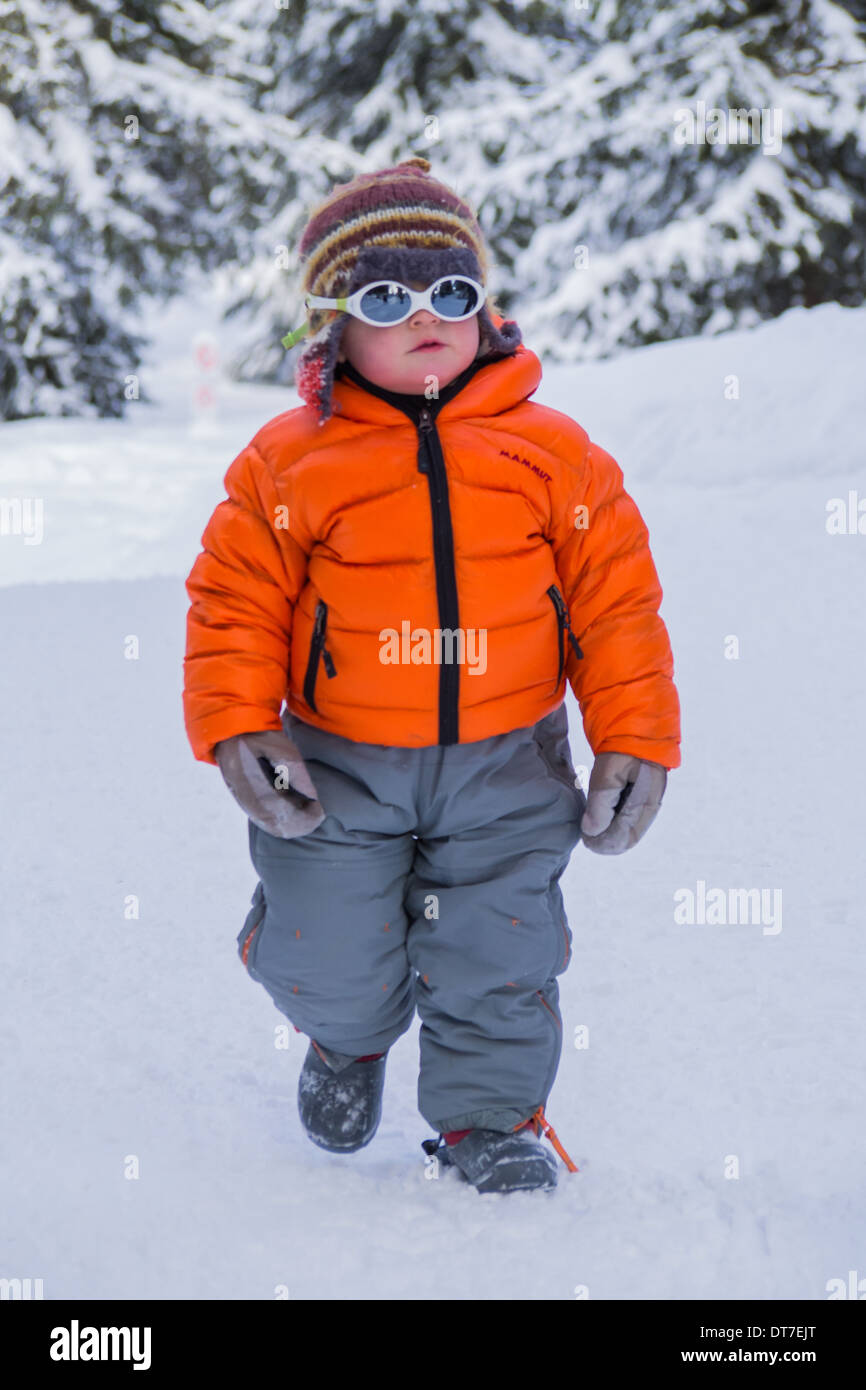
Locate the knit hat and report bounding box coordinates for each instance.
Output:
[287,155,522,424]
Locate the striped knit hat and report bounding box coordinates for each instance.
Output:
[289,155,522,424]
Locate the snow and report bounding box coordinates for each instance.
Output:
[2,278,864,1298]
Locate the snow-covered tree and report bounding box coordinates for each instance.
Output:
[502,0,866,360]
[225,0,866,384]
[3,0,865,416]
[0,0,349,417]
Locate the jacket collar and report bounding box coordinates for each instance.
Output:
[330,340,543,427]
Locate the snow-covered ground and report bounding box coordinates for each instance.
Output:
[2,278,865,1299]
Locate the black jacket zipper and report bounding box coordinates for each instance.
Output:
[303,598,337,713]
[547,585,584,690]
[417,406,460,744]
[333,355,511,745]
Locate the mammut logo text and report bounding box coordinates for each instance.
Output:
[500,450,551,483]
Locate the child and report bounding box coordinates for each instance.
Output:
[182,156,681,1195]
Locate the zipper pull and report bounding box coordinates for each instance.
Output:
[548,585,567,619]
[548,585,584,661]
[313,601,337,676]
[417,407,433,474]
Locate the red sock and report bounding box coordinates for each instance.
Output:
[445,1121,533,1145]
[354,1052,385,1062]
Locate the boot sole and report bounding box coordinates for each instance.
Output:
[444,1132,559,1193]
[474,1161,558,1193]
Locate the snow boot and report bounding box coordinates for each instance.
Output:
[423,1124,559,1193]
[297,1039,387,1153]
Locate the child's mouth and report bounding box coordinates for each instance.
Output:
[411,342,446,352]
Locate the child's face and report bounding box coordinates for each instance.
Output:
[336,278,481,394]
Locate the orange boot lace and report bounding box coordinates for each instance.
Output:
[515,1105,579,1172]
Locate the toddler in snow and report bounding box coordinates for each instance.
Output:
[183,156,681,1194]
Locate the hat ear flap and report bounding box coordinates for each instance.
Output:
[477,304,522,357]
[294,315,349,425]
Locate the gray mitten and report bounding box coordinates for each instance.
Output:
[214,729,326,839]
[580,751,667,856]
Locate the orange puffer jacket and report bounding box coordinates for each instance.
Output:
[183,334,681,770]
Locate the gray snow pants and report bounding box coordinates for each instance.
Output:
[236,702,586,1135]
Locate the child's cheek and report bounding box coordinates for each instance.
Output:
[341,321,392,375]
[365,327,402,376]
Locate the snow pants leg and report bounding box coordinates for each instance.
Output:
[236,703,585,1134]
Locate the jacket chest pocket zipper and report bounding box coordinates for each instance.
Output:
[303,599,337,713]
[546,585,584,691]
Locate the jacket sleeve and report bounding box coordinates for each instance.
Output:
[183,440,308,765]
[548,432,681,771]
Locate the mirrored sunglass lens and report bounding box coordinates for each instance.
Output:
[431,278,480,318]
[358,282,410,322]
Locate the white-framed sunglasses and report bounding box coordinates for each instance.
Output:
[282,275,486,349]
